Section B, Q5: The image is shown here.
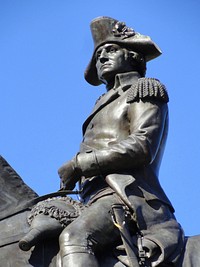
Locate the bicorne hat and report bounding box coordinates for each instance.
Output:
[84,16,162,86]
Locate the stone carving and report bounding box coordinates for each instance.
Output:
[1,17,200,267]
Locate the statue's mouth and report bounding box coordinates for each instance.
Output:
[100,63,112,70]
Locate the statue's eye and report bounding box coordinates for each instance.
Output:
[96,51,101,59]
[109,47,117,53]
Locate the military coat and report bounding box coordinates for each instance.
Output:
[76,71,183,266]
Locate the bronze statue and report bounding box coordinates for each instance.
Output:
[1,16,200,267]
[57,16,184,266]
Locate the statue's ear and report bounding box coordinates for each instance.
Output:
[128,51,144,63]
[128,51,137,59]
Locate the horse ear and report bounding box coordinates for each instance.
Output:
[0,156,38,220]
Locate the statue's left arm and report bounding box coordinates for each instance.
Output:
[58,79,169,189]
[77,100,168,174]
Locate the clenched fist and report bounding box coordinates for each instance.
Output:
[58,157,82,190]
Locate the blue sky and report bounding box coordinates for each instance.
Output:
[0,0,200,236]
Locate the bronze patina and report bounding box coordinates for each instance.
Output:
[57,16,183,266]
[1,16,200,267]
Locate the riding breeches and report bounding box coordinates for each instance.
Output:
[59,194,123,267]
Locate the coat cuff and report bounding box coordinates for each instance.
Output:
[76,151,101,177]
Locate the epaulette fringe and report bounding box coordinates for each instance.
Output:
[127,78,169,103]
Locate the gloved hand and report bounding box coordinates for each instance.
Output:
[58,157,82,190]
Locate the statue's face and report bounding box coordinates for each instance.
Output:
[95,43,133,85]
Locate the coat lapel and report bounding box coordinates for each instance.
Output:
[82,89,120,134]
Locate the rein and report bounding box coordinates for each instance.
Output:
[0,190,81,221]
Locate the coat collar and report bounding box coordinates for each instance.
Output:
[108,71,141,92]
[95,71,141,109]
[82,72,141,134]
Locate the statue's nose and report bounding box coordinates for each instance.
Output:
[99,57,108,64]
[99,49,109,63]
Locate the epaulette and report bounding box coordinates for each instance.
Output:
[127,78,169,103]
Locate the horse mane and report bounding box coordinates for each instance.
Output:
[0,156,38,220]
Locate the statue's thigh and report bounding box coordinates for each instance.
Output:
[62,194,121,246]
